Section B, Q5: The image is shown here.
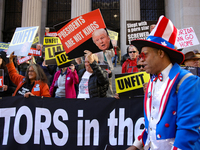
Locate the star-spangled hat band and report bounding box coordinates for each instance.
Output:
[131,15,185,64]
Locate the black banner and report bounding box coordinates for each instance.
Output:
[0,96,144,150]
[126,20,157,45]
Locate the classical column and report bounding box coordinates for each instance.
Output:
[0,0,5,41]
[120,0,140,56]
[71,0,91,18]
[165,0,200,53]
[21,0,42,38]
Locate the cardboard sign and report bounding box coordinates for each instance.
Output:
[54,9,112,59]
[107,29,118,41]
[32,36,39,45]
[45,45,64,65]
[43,37,62,45]
[0,69,4,92]
[45,32,58,37]
[55,51,73,68]
[115,72,150,98]
[0,42,9,51]
[176,27,200,49]
[126,21,157,45]
[7,26,39,56]
[17,56,32,64]
[28,48,41,56]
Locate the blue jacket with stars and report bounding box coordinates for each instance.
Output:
[141,63,200,150]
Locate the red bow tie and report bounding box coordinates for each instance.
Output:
[152,73,163,82]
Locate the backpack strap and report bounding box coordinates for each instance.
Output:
[176,73,193,93]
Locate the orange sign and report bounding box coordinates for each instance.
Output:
[57,9,106,54]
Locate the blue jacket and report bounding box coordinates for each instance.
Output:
[142,63,200,150]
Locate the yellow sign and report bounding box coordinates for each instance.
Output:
[0,43,9,50]
[107,29,118,41]
[55,51,72,66]
[43,37,61,45]
[45,45,64,60]
[115,72,150,93]
[32,36,39,44]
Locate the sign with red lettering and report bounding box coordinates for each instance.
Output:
[175,27,200,49]
[54,9,113,59]
[0,69,4,92]
[45,32,58,37]
[17,56,32,64]
[28,48,41,56]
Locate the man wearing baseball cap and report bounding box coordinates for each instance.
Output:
[127,16,200,150]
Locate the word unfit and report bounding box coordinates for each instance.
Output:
[117,74,145,90]
[11,27,37,46]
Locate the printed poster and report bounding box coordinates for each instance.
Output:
[7,26,39,56]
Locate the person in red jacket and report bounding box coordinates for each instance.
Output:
[122,45,139,73]
[6,52,51,98]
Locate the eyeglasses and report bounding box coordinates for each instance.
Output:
[28,70,35,73]
[137,65,145,69]
[129,51,137,54]
[139,52,146,60]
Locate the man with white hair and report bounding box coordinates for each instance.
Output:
[77,50,109,98]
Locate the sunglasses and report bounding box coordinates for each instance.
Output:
[129,51,137,54]
[139,52,146,60]
[137,65,145,69]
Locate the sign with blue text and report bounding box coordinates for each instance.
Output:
[7,26,39,56]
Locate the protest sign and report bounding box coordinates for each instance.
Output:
[7,26,39,56]
[0,42,9,51]
[28,48,41,56]
[32,35,39,45]
[107,29,118,41]
[0,69,4,92]
[175,27,200,49]
[0,96,144,150]
[17,56,32,64]
[55,51,73,68]
[43,37,61,46]
[45,32,58,37]
[54,9,113,59]
[45,44,64,65]
[126,21,156,45]
[115,72,150,98]
[181,66,200,77]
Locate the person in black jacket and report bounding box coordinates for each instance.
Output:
[77,50,109,98]
[0,51,16,97]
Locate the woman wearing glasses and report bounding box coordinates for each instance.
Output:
[6,52,51,98]
[122,45,139,73]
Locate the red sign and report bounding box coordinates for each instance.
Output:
[45,32,58,37]
[17,56,32,64]
[0,76,3,88]
[57,9,106,54]
[28,48,41,56]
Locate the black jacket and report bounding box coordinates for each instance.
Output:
[0,70,16,97]
[78,61,109,98]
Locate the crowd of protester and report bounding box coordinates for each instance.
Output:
[1,42,200,99]
[1,14,200,150]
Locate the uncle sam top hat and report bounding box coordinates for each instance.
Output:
[131,15,185,64]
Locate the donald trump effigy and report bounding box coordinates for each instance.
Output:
[127,16,200,150]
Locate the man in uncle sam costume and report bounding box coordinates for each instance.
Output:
[127,15,200,150]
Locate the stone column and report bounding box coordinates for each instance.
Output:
[165,0,200,53]
[0,0,5,41]
[120,0,140,56]
[21,0,42,38]
[71,0,91,18]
